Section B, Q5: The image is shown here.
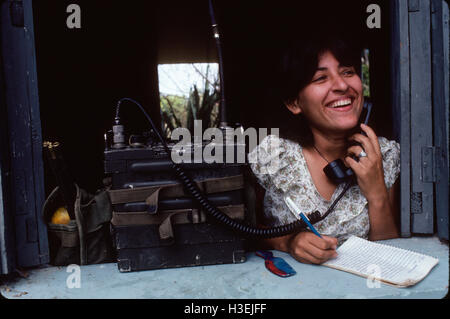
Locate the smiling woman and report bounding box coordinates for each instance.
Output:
[276,33,363,146]
[285,50,364,136]
[248,32,401,265]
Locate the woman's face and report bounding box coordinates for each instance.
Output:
[286,50,364,136]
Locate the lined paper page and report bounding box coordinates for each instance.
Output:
[323,236,439,287]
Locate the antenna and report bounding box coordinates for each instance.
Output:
[208,0,227,128]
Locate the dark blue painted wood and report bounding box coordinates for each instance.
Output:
[431,0,449,241]
[409,0,435,234]
[0,90,15,274]
[0,0,49,271]
[390,0,448,237]
[390,0,412,237]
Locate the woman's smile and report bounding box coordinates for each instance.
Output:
[322,93,360,130]
[325,96,356,112]
[326,97,353,108]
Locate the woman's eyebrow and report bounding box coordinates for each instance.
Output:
[316,65,353,71]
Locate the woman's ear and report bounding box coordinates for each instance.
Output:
[285,99,302,115]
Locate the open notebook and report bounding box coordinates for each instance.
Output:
[323,236,439,288]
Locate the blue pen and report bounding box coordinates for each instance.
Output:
[299,213,322,238]
[284,196,322,238]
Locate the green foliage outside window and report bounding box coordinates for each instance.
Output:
[159,64,220,138]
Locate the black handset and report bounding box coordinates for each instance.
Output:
[358,98,372,135]
[323,98,373,184]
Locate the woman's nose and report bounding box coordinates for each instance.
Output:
[331,75,349,92]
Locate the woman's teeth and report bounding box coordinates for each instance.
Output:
[328,98,352,108]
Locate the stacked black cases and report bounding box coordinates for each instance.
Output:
[104,144,248,272]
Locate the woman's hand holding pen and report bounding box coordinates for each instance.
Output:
[287,231,338,265]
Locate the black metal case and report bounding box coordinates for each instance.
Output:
[105,143,248,272]
[113,222,246,272]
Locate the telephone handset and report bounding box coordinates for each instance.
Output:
[323,98,373,184]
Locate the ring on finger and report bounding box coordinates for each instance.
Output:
[358,150,368,158]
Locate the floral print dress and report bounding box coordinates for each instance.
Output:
[248,135,400,245]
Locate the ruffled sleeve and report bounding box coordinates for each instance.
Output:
[378,137,401,189]
[248,135,319,225]
[247,135,300,193]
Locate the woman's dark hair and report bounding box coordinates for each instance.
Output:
[274,31,362,146]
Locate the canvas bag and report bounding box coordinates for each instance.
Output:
[43,184,114,266]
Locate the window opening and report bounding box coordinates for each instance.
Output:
[158,63,220,138]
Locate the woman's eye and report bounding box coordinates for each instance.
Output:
[312,75,326,82]
[342,69,355,76]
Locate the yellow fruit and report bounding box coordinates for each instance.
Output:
[51,207,71,225]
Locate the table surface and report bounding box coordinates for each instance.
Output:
[1,236,448,299]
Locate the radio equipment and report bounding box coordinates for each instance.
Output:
[104,98,249,272]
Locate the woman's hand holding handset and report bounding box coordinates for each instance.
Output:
[344,123,399,240]
[345,123,388,204]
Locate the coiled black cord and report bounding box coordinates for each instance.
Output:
[114,98,351,238]
[171,163,326,238]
